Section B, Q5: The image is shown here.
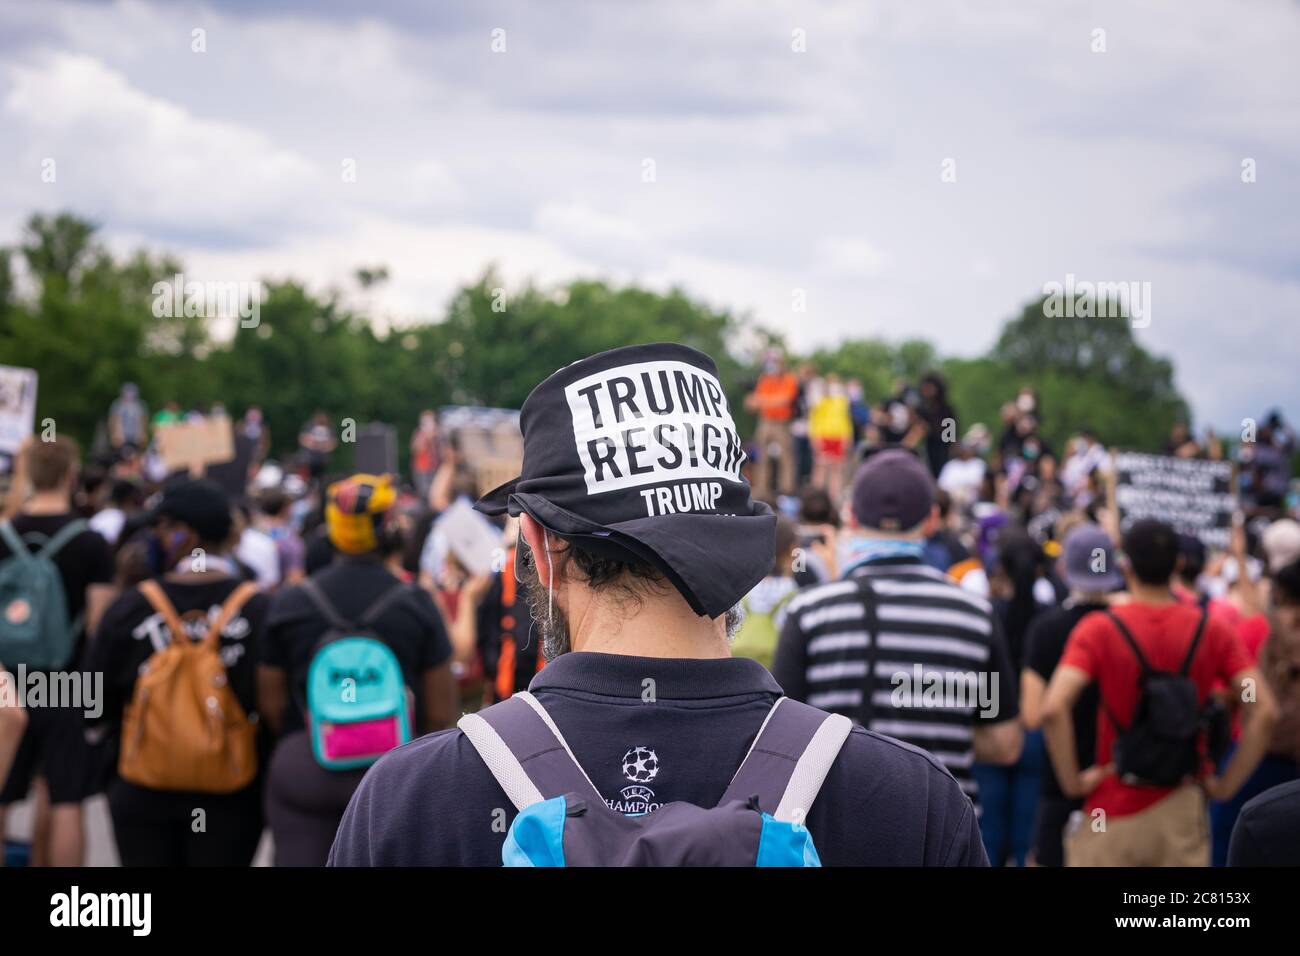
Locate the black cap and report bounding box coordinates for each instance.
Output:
[475,343,774,618]
[850,448,934,531]
[151,478,233,544]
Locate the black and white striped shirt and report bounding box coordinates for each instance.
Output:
[772,557,1018,807]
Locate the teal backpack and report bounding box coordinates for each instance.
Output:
[298,579,413,770]
[0,518,87,669]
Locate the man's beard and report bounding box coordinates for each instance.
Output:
[521,565,573,662]
[520,563,743,662]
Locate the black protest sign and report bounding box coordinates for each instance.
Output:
[205,432,260,499]
[354,423,397,476]
[1112,451,1236,550]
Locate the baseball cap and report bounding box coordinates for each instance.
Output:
[850,449,934,532]
[326,474,397,554]
[475,343,775,618]
[1060,523,1123,592]
[1263,519,1300,575]
[151,478,233,543]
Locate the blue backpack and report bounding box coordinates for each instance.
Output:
[459,692,851,866]
[0,518,87,669]
[298,579,413,770]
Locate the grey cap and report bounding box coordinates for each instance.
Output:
[1061,523,1123,592]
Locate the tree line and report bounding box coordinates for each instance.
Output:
[0,212,1193,469]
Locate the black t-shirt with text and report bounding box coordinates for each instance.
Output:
[262,558,452,734]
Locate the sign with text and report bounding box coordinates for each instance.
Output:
[1112,452,1236,550]
[0,365,37,456]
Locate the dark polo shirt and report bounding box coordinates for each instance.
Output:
[329,651,988,866]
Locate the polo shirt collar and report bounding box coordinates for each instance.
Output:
[529,651,782,700]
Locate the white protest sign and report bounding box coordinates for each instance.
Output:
[0,365,37,456]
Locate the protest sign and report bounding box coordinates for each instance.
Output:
[206,432,260,498]
[155,416,235,475]
[0,366,38,456]
[1111,451,1236,550]
[434,498,503,576]
[354,423,398,476]
[439,406,522,492]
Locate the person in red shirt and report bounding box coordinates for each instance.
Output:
[1042,519,1278,866]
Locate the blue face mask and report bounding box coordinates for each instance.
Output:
[837,535,925,575]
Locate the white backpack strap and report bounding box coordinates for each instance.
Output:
[773,711,853,823]
[720,697,852,822]
[458,711,546,811]
[458,690,604,811]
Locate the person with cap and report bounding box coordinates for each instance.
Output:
[773,448,1023,818]
[1041,518,1279,866]
[87,478,272,866]
[330,344,988,866]
[1019,521,1121,866]
[258,474,455,866]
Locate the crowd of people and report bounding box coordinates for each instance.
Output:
[0,343,1297,867]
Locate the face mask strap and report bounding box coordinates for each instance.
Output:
[543,528,555,633]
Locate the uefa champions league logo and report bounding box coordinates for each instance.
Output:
[621,746,659,783]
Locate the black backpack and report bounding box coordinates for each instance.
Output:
[1103,608,1208,787]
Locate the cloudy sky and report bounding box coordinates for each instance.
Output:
[2,0,1296,428]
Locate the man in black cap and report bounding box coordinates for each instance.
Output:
[773,448,1022,814]
[331,345,987,865]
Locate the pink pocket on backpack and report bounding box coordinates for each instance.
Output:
[319,717,401,761]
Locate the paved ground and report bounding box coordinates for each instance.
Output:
[5,794,274,866]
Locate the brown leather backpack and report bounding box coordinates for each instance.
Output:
[119,579,260,793]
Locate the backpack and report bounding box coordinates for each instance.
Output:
[1103,608,1209,787]
[119,580,261,793]
[0,518,88,669]
[298,578,413,771]
[459,692,852,866]
[731,582,797,671]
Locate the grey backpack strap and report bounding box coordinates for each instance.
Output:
[458,691,604,811]
[299,578,352,632]
[0,520,32,564]
[719,698,853,822]
[37,519,87,561]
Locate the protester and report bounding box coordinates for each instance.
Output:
[86,478,269,866]
[807,373,853,501]
[330,344,989,866]
[298,412,337,483]
[773,448,1023,814]
[258,474,455,865]
[1041,519,1279,866]
[1020,522,1120,866]
[974,527,1051,865]
[257,488,306,588]
[1227,778,1300,865]
[87,479,144,547]
[410,410,441,502]
[744,350,800,499]
[0,667,25,794]
[0,436,115,867]
[731,514,800,670]
[107,383,148,452]
[917,372,956,477]
[234,503,280,590]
